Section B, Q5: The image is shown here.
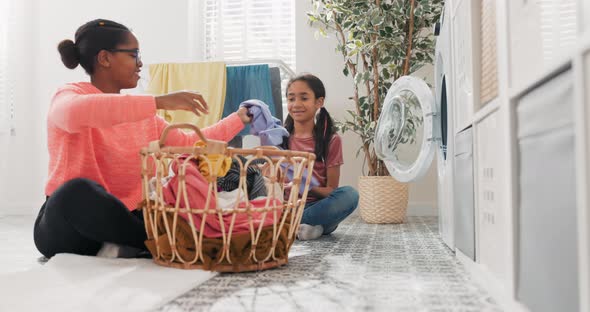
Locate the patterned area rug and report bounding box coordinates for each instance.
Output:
[157,215,502,312]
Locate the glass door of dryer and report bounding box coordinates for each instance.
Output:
[375,76,440,182]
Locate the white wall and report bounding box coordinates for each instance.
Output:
[1,0,437,216]
[1,0,196,216]
[36,0,196,133]
[295,1,438,213]
[294,1,359,186]
[0,0,42,215]
[36,0,196,197]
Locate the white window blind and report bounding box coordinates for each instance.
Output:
[0,0,15,136]
[203,0,296,69]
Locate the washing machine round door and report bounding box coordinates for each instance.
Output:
[375,76,437,183]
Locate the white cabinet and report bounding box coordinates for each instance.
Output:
[516,69,579,312]
[508,0,578,90]
[454,128,475,260]
[474,109,511,287]
[578,49,590,312]
[429,0,590,310]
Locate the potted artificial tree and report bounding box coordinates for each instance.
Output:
[308,0,443,223]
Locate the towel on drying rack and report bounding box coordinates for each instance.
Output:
[222,65,275,136]
[146,62,227,128]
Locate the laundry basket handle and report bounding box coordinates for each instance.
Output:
[159,123,207,147]
[257,146,280,151]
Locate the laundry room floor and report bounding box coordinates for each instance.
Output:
[0,213,502,312]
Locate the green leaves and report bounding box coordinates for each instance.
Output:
[382,67,390,80]
[369,8,384,26]
[308,0,443,175]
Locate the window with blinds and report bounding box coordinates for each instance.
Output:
[202,0,296,120]
[0,0,15,136]
[203,0,296,68]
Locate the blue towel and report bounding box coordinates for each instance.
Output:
[239,99,289,146]
[223,65,275,136]
[269,67,283,119]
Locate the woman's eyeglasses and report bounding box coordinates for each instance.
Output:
[108,48,141,66]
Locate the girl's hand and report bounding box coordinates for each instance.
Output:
[155,91,209,116]
[237,107,252,125]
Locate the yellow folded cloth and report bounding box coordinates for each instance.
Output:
[147,62,227,128]
[194,141,232,178]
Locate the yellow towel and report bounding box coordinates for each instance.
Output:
[147,62,227,128]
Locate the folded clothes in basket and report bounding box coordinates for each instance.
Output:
[162,156,283,238]
[216,155,267,199]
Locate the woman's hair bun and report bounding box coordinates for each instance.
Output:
[57,39,80,69]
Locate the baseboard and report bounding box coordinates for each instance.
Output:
[456,250,530,312]
[407,202,438,216]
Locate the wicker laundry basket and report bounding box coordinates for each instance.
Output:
[138,123,315,272]
[358,176,409,224]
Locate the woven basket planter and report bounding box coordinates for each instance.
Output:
[358,176,409,224]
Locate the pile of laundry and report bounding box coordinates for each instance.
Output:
[148,153,283,238]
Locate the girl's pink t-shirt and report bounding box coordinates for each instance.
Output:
[287,134,343,202]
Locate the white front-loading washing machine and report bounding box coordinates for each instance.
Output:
[374,3,455,250]
[433,3,456,250]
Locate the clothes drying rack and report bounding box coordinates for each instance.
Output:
[225,58,295,120]
[137,58,295,148]
[224,59,296,78]
[136,59,296,93]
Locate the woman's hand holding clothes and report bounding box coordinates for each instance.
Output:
[237,106,252,125]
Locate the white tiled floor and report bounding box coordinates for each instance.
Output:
[0,214,44,275]
[0,213,502,312]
